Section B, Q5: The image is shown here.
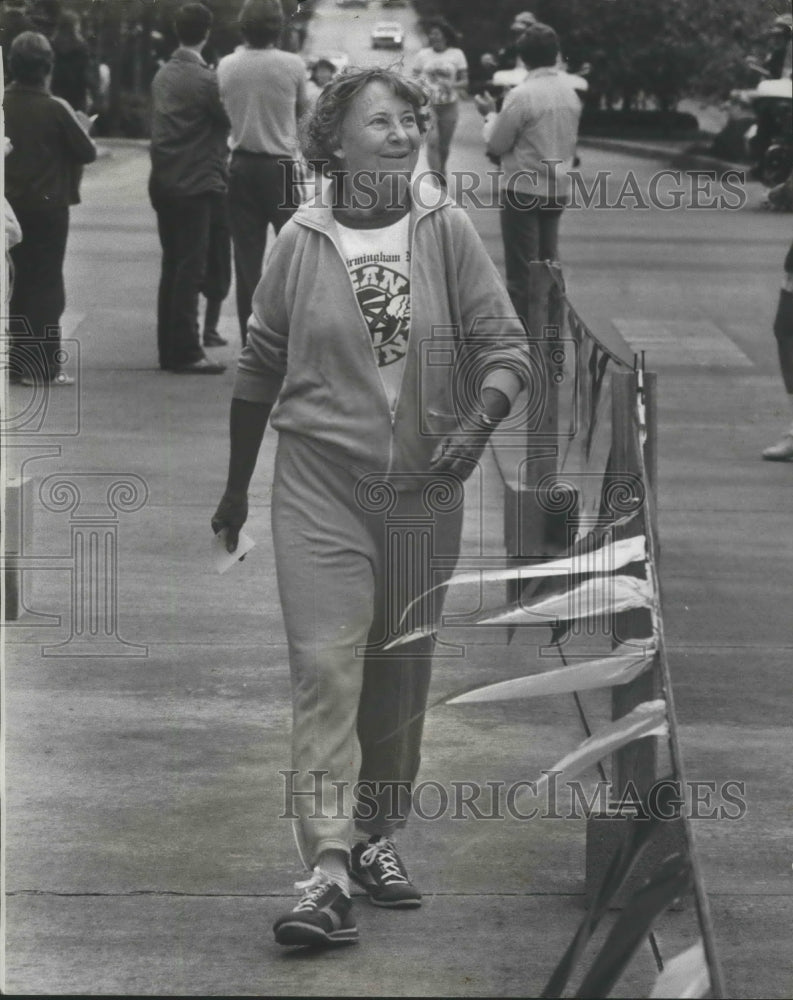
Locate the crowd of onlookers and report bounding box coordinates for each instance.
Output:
[2,0,791,958]
[4,0,789,463]
[1,0,99,108]
[1,0,585,385]
[1,0,580,387]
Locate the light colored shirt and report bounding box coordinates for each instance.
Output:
[335,213,411,411]
[217,46,307,157]
[483,66,581,201]
[412,46,467,105]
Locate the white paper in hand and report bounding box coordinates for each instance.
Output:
[213,528,256,574]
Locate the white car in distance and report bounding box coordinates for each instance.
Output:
[371,22,404,49]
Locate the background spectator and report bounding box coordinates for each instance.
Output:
[762,176,793,461]
[148,1,230,374]
[4,29,96,386]
[0,0,34,80]
[217,0,307,345]
[412,17,468,183]
[27,0,60,38]
[480,10,537,74]
[305,56,335,109]
[475,23,582,319]
[50,9,97,111]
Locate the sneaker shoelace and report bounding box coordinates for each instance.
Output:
[359,837,408,884]
[292,867,331,911]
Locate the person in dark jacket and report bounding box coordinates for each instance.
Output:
[50,9,96,111]
[4,30,96,386]
[149,2,230,374]
[27,0,60,38]
[0,0,34,81]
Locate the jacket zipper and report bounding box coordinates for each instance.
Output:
[299,198,440,477]
[326,215,417,477]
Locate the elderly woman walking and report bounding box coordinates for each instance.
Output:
[212,68,530,947]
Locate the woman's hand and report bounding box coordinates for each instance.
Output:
[430,388,510,481]
[211,490,249,553]
[213,398,271,552]
[429,431,490,482]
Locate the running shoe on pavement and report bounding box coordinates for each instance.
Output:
[350,835,422,908]
[273,868,358,947]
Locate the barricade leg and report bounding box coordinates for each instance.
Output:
[2,476,33,621]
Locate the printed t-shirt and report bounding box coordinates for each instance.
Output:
[413,46,467,105]
[335,212,411,411]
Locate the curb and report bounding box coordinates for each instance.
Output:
[94,137,151,160]
[578,136,747,175]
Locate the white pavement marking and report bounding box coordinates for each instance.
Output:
[611,318,753,368]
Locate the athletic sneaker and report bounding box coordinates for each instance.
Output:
[273,868,358,947]
[350,835,422,908]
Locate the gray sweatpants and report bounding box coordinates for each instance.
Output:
[271,431,464,866]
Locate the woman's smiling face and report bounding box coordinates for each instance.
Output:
[334,80,422,191]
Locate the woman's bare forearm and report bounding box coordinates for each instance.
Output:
[225,397,272,495]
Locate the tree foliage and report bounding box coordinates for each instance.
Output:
[413,0,785,108]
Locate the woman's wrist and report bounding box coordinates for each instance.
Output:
[224,484,248,499]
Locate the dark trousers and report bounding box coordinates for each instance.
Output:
[8,206,69,382]
[774,288,793,394]
[150,184,228,370]
[200,196,232,305]
[228,153,299,344]
[500,190,564,320]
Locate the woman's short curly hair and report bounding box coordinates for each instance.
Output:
[301,67,430,177]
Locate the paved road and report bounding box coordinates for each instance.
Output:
[303,0,424,68]
[3,5,792,995]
